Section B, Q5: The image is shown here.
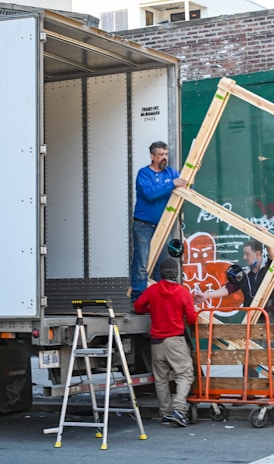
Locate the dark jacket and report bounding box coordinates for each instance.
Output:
[226,258,274,308]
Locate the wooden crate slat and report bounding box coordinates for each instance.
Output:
[197,349,271,365]
[192,323,270,339]
[197,312,268,352]
[219,77,274,116]
[191,377,272,396]
[173,187,274,249]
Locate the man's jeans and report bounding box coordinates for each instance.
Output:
[130,219,170,302]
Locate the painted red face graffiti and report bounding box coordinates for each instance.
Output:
[185,233,216,265]
[183,232,243,314]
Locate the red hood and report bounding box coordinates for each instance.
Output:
[157,279,183,298]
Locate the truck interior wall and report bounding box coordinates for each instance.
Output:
[45,80,84,279]
[45,68,170,313]
[87,74,129,278]
[131,69,169,195]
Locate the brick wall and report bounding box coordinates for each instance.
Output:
[118,9,274,81]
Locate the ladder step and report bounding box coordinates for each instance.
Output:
[74,348,108,357]
[63,421,104,428]
[94,407,134,413]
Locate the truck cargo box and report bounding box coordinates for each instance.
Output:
[0,4,180,325]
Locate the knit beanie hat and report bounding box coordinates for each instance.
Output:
[160,258,178,281]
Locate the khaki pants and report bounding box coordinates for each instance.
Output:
[151,336,194,416]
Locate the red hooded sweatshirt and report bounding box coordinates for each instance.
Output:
[134,280,197,339]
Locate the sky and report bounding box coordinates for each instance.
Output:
[258,0,274,7]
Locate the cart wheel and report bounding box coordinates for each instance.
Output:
[189,404,198,424]
[269,407,274,424]
[209,404,228,421]
[249,407,269,428]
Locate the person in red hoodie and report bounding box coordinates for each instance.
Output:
[133,258,197,427]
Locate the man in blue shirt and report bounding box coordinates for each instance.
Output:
[130,141,187,303]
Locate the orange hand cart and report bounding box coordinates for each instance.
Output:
[188,307,274,427]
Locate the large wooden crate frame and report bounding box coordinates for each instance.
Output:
[147,77,274,354]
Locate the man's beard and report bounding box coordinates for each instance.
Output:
[159,160,167,170]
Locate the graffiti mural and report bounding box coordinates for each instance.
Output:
[183,232,243,317]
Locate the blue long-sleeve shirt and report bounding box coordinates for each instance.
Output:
[133,165,179,224]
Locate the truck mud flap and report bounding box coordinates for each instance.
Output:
[0,341,32,413]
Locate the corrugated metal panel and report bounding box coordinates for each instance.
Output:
[45,277,131,315]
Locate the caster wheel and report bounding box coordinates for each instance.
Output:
[269,407,274,424]
[249,407,269,428]
[209,404,229,421]
[189,404,198,424]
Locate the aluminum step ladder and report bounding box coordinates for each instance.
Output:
[44,299,147,450]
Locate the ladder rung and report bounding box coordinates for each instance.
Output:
[74,348,108,357]
[94,407,134,413]
[63,421,104,428]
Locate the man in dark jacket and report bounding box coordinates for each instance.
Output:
[194,238,274,378]
[134,258,197,427]
[194,239,274,318]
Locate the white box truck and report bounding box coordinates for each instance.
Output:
[0,3,181,411]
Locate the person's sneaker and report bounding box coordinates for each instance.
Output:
[170,410,189,427]
[160,415,172,425]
